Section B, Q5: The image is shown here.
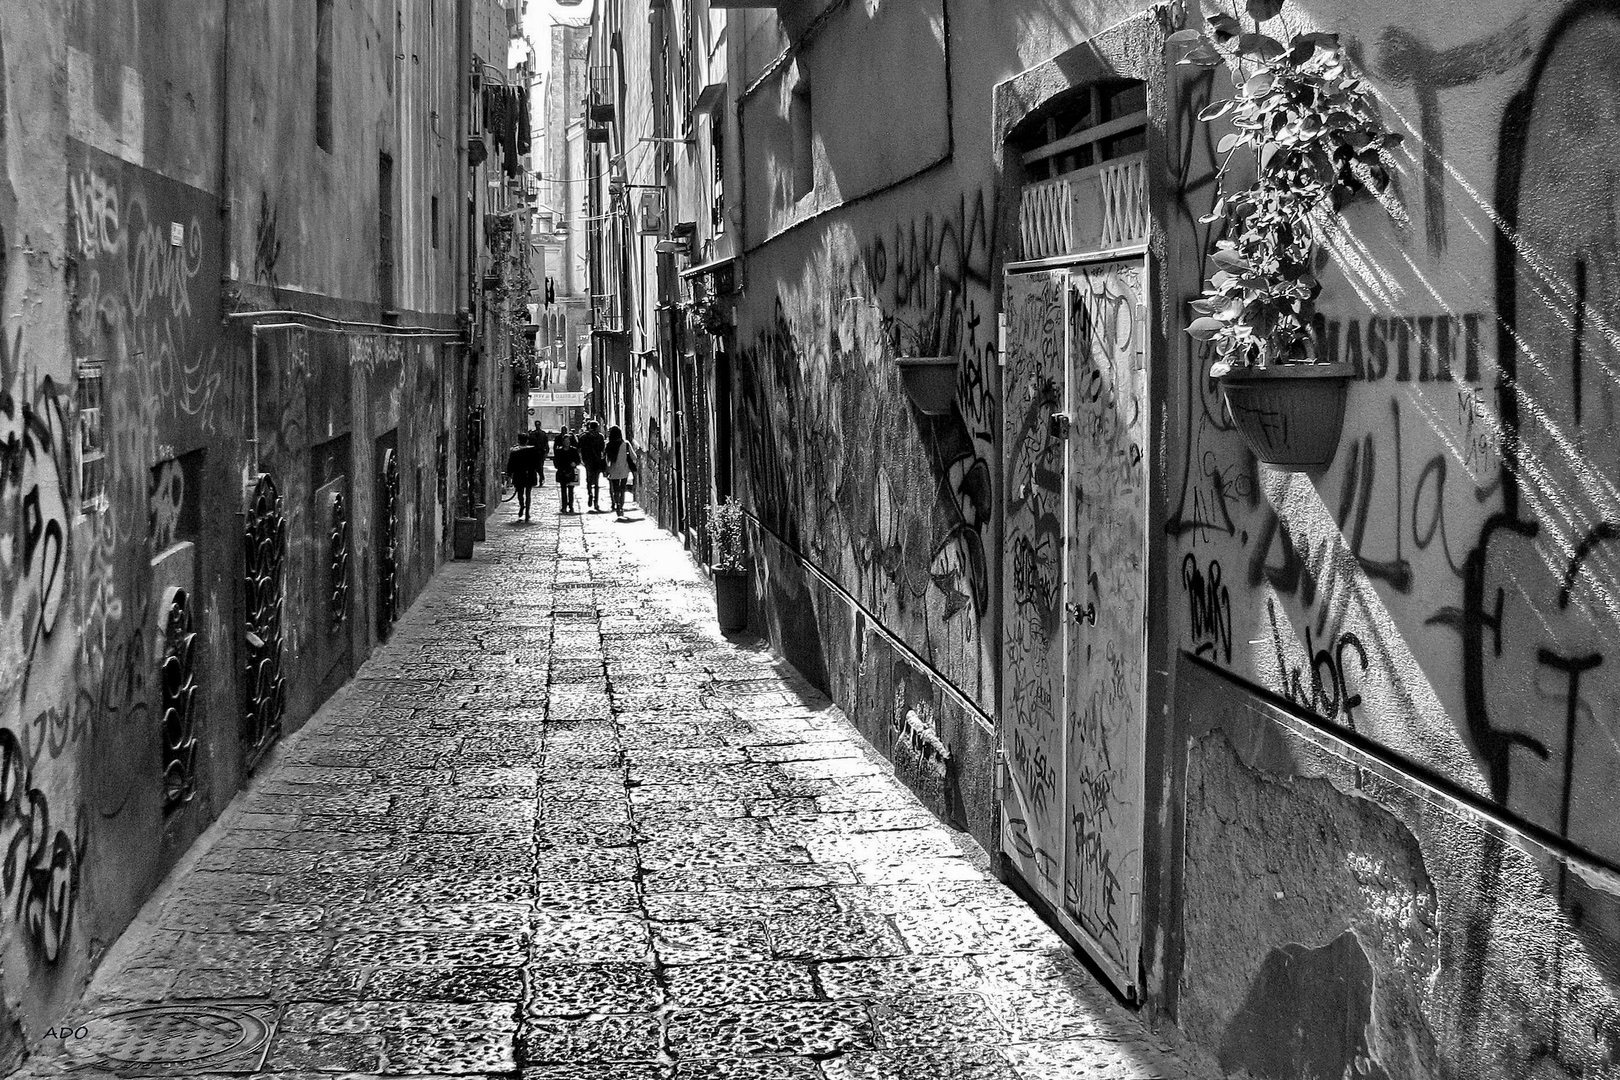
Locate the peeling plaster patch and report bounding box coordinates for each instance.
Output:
[66,48,145,165]
[1218,931,1387,1080]
[1181,730,1441,1080]
[119,67,144,167]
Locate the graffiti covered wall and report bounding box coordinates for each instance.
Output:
[730,0,1158,872]
[735,169,1006,844]
[1164,2,1620,1075]
[0,1,483,1066]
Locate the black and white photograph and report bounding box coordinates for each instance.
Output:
[0,0,1615,1076]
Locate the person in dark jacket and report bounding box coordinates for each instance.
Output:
[530,425,551,483]
[604,425,636,517]
[578,420,607,512]
[504,434,539,521]
[553,431,582,514]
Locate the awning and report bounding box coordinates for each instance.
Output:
[679,254,736,280]
[694,83,727,116]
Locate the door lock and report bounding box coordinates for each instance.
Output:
[1048,412,1071,440]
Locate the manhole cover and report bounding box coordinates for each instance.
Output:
[66,1000,278,1076]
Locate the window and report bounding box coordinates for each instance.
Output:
[378,153,396,310]
[76,361,106,514]
[315,0,334,152]
[1014,79,1147,180]
[431,195,440,250]
[789,62,812,201]
[711,117,725,231]
[1013,79,1151,258]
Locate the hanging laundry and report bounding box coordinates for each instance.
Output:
[517,87,531,155]
[503,87,522,178]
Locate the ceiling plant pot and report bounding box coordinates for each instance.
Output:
[895,356,959,417]
[1219,361,1354,472]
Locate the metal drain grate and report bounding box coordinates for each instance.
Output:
[66,1000,278,1076]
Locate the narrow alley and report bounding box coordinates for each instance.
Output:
[8,0,1618,1073]
[19,492,1196,1079]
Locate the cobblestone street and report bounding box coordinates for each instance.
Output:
[24,490,1198,1080]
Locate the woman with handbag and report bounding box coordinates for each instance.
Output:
[604,425,637,517]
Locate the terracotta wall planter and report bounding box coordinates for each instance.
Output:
[1218,361,1354,472]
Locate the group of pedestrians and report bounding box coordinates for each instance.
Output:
[505,419,638,521]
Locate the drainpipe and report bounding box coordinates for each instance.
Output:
[218,0,233,294]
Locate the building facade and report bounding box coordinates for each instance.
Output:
[585,0,739,556]
[586,0,1620,1075]
[0,0,534,1064]
[529,20,593,434]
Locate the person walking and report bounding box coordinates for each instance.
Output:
[553,430,582,514]
[579,420,607,513]
[531,425,551,487]
[504,434,540,521]
[604,425,636,518]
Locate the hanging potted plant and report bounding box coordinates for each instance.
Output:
[889,268,960,417]
[707,496,749,631]
[1171,1,1403,471]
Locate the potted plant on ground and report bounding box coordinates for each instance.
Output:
[707,496,749,631]
[1171,0,1404,471]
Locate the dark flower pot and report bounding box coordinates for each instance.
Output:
[896,356,959,416]
[714,567,748,631]
[453,518,476,560]
[1219,361,1354,472]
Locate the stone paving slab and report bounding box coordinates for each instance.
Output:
[13,486,1210,1080]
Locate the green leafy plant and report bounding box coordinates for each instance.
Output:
[685,292,731,336]
[1170,0,1403,376]
[706,496,747,572]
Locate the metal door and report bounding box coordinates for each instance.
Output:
[1000,270,1070,902]
[1000,257,1149,1000]
[1064,258,1149,997]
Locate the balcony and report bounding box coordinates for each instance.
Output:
[589,66,615,123]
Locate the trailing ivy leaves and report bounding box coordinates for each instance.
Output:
[1171,6,1404,376]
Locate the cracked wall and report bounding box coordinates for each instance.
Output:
[0,1,487,1065]
[1177,658,1620,1079]
[1163,1,1620,1073]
